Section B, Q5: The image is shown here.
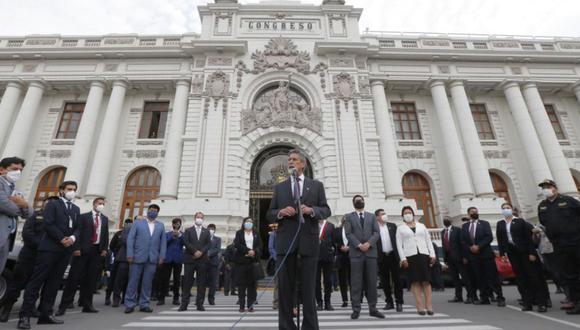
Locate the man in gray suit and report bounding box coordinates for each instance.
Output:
[344,195,385,320]
[0,157,33,275]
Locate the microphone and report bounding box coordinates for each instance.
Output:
[288,166,298,178]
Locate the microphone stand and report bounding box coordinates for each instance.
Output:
[292,169,303,330]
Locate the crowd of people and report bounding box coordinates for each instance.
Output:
[0,154,579,330]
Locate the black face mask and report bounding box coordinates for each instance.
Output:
[354,200,365,210]
[469,213,479,220]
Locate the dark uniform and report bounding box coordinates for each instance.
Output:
[538,192,580,313]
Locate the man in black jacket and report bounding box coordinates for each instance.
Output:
[18,181,81,329]
[222,243,237,296]
[110,219,133,307]
[315,218,335,311]
[267,149,331,330]
[105,219,131,306]
[441,217,469,303]
[460,207,505,307]
[375,209,403,312]
[205,223,221,306]
[0,196,59,322]
[333,216,350,308]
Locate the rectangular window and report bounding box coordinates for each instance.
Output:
[391,102,422,140]
[56,102,85,139]
[545,104,566,140]
[470,103,495,140]
[138,101,169,139]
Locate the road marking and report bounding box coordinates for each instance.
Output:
[143,314,449,320]
[506,305,580,329]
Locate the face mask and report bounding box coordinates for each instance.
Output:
[209,229,215,236]
[147,211,158,220]
[95,204,105,213]
[403,214,414,223]
[501,208,513,218]
[244,222,253,230]
[381,215,387,222]
[195,218,203,226]
[353,200,365,210]
[64,190,76,201]
[469,213,479,220]
[6,170,22,183]
[542,188,554,199]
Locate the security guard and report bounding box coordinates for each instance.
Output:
[537,179,580,315]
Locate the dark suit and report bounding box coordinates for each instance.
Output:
[233,230,262,309]
[59,211,109,311]
[377,221,403,306]
[268,176,331,330]
[316,221,335,308]
[441,225,470,300]
[19,198,81,318]
[111,227,131,305]
[497,218,547,306]
[181,226,211,308]
[206,235,221,304]
[460,219,503,302]
[333,226,350,304]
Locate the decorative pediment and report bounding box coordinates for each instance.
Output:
[250,37,311,73]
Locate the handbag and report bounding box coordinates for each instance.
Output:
[253,261,265,280]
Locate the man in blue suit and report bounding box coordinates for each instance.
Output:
[124,204,166,314]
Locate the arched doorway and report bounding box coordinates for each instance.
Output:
[402,172,437,228]
[119,167,161,227]
[490,172,511,204]
[33,166,67,210]
[250,146,312,259]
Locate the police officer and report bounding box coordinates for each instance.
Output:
[537,179,580,315]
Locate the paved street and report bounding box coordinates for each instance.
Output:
[3,284,579,330]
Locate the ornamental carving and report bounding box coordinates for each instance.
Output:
[358,76,370,94]
[241,82,321,134]
[250,37,311,73]
[191,75,204,95]
[204,71,229,99]
[333,72,355,100]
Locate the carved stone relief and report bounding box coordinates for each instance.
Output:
[333,72,355,100]
[208,57,233,66]
[329,58,354,68]
[358,76,370,94]
[191,75,204,95]
[204,71,230,99]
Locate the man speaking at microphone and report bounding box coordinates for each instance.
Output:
[268,149,331,330]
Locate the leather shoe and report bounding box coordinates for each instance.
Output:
[37,315,64,325]
[105,298,111,306]
[156,299,165,306]
[383,302,394,310]
[55,308,66,317]
[172,299,180,306]
[112,300,120,308]
[0,302,14,322]
[317,304,323,311]
[341,302,348,308]
[474,299,491,305]
[82,306,99,313]
[209,301,216,306]
[350,311,360,319]
[124,307,134,314]
[325,305,334,311]
[369,310,385,319]
[566,304,580,315]
[464,298,474,304]
[178,305,188,312]
[537,305,547,313]
[497,299,506,307]
[17,316,30,329]
[396,303,403,312]
[140,307,154,313]
[521,305,533,312]
[196,305,205,312]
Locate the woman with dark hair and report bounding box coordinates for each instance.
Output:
[395,206,436,315]
[233,217,262,313]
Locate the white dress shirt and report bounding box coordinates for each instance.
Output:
[342,227,348,246]
[506,219,514,244]
[319,220,327,240]
[91,210,102,244]
[195,225,202,239]
[244,231,254,250]
[147,220,155,236]
[290,174,305,197]
[60,197,76,243]
[469,220,478,238]
[379,222,394,254]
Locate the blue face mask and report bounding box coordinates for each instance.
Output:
[501,208,513,218]
[244,222,253,230]
[147,211,158,220]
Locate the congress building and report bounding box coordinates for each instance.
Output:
[2,0,580,245]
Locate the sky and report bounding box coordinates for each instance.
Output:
[1,0,579,38]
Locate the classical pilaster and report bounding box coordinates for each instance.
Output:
[2,81,45,158]
[370,80,404,199]
[64,81,107,189]
[449,81,496,197]
[85,80,128,198]
[502,82,553,185]
[158,80,191,200]
[0,82,24,151]
[522,82,576,194]
[574,84,580,108]
[429,80,474,198]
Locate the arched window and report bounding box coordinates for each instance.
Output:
[402,172,437,228]
[490,172,511,204]
[33,167,67,210]
[120,167,161,225]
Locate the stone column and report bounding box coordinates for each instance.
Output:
[429,80,474,198]
[64,81,106,188]
[0,82,24,150]
[158,80,190,200]
[2,81,45,158]
[574,84,580,105]
[502,82,552,184]
[449,81,496,197]
[370,80,404,199]
[85,80,128,198]
[522,82,576,194]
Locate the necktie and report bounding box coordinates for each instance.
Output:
[66,201,72,212]
[443,229,450,251]
[469,221,476,242]
[359,212,365,229]
[92,213,99,243]
[293,177,301,203]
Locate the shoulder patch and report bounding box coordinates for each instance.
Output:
[539,206,548,211]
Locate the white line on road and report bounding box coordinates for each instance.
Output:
[506,305,580,329]
[143,314,449,321]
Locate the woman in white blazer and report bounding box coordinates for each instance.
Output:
[396,206,436,315]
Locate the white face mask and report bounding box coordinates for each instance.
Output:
[209,229,215,236]
[195,218,203,226]
[95,204,105,213]
[403,214,414,223]
[381,215,387,222]
[64,190,76,201]
[5,170,22,183]
[542,188,554,199]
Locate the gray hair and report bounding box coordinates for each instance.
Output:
[288,149,307,164]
